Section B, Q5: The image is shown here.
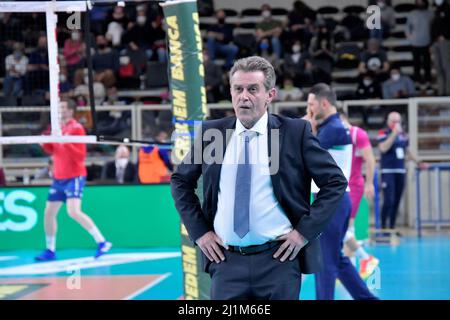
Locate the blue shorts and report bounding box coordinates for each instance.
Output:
[48,176,86,202]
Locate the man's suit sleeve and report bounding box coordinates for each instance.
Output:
[170,138,211,243]
[295,121,348,241]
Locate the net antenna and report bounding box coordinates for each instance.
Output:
[0,1,95,145]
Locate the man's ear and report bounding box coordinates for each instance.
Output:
[267,87,277,103]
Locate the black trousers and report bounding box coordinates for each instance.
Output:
[207,243,301,300]
[381,173,406,229]
[412,46,431,83]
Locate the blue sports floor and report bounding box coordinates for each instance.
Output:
[0,236,449,300]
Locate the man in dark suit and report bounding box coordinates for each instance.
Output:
[101,144,137,184]
[171,56,348,300]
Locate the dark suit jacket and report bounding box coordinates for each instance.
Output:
[101,161,137,184]
[171,114,347,274]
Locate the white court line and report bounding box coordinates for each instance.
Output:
[123,273,171,300]
[0,256,18,262]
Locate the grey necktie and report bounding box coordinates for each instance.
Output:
[234,130,257,238]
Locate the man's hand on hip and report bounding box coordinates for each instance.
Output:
[274,229,308,262]
[196,231,229,264]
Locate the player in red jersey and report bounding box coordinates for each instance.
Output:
[35,99,112,261]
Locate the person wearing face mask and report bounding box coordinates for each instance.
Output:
[92,35,119,88]
[370,0,396,40]
[25,35,49,93]
[255,4,283,58]
[355,72,382,99]
[309,20,335,75]
[431,0,450,95]
[277,76,303,102]
[63,31,86,82]
[206,9,239,70]
[257,38,281,73]
[406,0,434,85]
[286,0,316,48]
[101,144,137,184]
[382,68,416,99]
[283,41,313,86]
[3,42,28,97]
[123,8,154,61]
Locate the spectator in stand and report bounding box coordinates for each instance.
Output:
[25,35,49,93]
[105,5,130,48]
[256,4,284,59]
[206,9,239,70]
[92,35,119,88]
[59,67,74,99]
[101,144,137,184]
[370,0,396,40]
[23,12,46,47]
[3,42,28,97]
[341,11,369,41]
[149,15,167,62]
[63,31,86,82]
[286,0,316,49]
[406,0,434,85]
[204,50,223,103]
[89,5,110,35]
[277,76,304,102]
[117,54,139,89]
[283,40,313,86]
[355,72,382,99]
[431,0,450,96]
[257,38,281,75]
[309,20,335,75]
[358,38,390,83]
[123,6,154,61]
[382,67,417,99]
[73,69,106,107]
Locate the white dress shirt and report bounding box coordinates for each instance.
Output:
[214,112,293,246]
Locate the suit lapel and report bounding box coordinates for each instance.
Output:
[268,114,283,203]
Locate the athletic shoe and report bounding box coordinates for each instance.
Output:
[359,255,379,279]
[95,241,112,259]
[35,249,56,261]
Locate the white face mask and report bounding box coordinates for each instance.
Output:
[435,0,444,6]
[391,73,400,81]
[292,44,301,53]
[363,79,372,86]
[59,74,67,83]
[84,76,89,84]
[262,10,271,18]
[137,16,146,25]
[120,56,130,65]
[71,33,80,41]
[116,158,128,168]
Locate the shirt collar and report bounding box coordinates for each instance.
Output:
[235,112,268,136]
[318,112,340,129]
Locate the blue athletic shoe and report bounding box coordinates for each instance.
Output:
[95,241,112,259]
[35,249,56,261]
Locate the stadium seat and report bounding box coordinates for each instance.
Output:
[335,42,361,69]
[271,7,288,16]
[238,22,256,29]
[233,33,257,55]
[396,16,408,25]
[241,8,261,16]
[342,5,365,14]
[317,6,339,15]
[146,62,169,89]
[0,96,18,107]
[222,8,238,17]
[394,3,416,13]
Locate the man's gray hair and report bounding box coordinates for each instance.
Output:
[229,56,276,91]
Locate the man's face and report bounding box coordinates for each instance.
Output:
[230,71,275,128]
[115,147,129,160]
[307,93,326,121]
[60,102,73,121]
[388,112,402,129]
[38,36,47,49]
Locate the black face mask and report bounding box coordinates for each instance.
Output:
[218,18,225,24]
[98,44,107,49]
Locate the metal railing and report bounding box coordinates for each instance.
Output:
[415,163,450,237]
